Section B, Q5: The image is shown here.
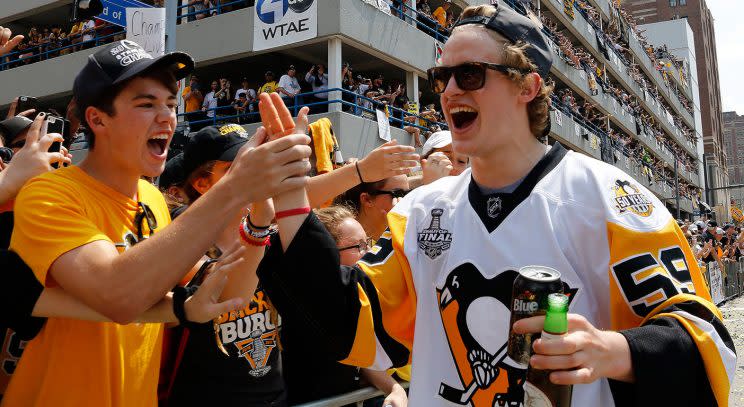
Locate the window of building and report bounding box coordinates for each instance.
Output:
[669,0,677,6]
[680,0,686,5]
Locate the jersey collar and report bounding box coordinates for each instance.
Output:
[468,142,568,233]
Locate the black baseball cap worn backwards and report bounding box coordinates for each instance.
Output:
[73,40,195,114]
[182,124,250,177]
[453,1,553,79]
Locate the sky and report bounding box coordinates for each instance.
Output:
[707,0,744,114]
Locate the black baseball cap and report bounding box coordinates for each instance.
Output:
[453,2,553,79]
[707,220,718,228]
[265,70,274,76]
[0,116,33,145]
[159,153,185,189]
[73,40,194,117]
[288,65,296,71]
[182,124,250,176]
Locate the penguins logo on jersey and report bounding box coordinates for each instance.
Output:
[436,263,577,406]
[234,329,278,377]
[418,209,452,260]
[486,197,502,219]
[612,179,654,217]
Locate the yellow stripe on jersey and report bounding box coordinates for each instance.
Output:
[608,218,732,403]
[349,212,417,367]
[653,311,730,406]
[340,284,376,367]
[607,218,709,328]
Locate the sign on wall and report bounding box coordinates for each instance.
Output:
[253,0,317,51]
[98,0,153,27]
[126,8,165,56]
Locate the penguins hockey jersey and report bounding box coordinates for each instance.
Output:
[258,143,735,407]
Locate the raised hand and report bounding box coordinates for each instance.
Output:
[0,26,23,57]
[421,152,453,185]
[183,246,248,323]
[220,121,312,205]
[258,92,297,140]
[0,113,69,203]
[357,140,419,183]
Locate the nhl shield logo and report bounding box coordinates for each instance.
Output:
[418,209,453,259]
[486,196,502,219]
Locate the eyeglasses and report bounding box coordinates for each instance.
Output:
[369,189,409,199]
[134,202,158,242]
[427,62,531,94]
[338,238,374,253]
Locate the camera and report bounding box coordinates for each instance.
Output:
[0,147,13,163]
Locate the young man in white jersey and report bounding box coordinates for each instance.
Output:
[253,3,735,407]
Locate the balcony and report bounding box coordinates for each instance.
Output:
[539,0,696,158]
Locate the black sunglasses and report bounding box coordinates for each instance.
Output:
[134,202,158,242]
[427,62,532,94]
[369,189,409,199]
[338,238,374,253]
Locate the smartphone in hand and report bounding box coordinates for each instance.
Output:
[46,115,65,169]
[17,96,38,114]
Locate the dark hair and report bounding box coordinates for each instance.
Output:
[78,69,178,149]
[333,179,387,214]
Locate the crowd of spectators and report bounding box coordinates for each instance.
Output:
[684,220,744,281]
[0,19,124,70]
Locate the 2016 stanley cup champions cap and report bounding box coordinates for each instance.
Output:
[73,40,195,115]
[453,1,553,79]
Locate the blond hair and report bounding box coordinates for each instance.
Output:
[315,205,357,244]
[454,5,554,139]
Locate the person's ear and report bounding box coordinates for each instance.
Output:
[517,73,541,104]
[360,192,374,207]
[191,176,212,196]
[85,106,106,134]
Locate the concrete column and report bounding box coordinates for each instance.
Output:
[328,37,343,113]
[165,0,178,52]
[406,71,419,109]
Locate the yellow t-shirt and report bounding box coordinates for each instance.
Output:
[258,81,278,94]
[433,7,447,27]
[4,166,170,407]
[182,86,201,113]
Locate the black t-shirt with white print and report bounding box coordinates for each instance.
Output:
[169,285,285,406]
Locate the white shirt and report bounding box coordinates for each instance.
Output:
[82,20,96,42]
[304,72,329,99]
[203,91,218,117]
[235,88,256,101]
[278,74,301,97]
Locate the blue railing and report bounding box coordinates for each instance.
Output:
[0,26,125,71]
[389,2,450,43]
[179,88,448,132]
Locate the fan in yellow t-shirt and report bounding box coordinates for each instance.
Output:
[6,166,170,407]
[432,1,451,27]
[258,71,278,94]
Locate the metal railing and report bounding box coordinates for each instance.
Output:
[178,88,448,132]
[701,259,744,306]
[175,0,249,23]
[296,382,409,407]
[388,2,450,43]
[0,26,126,71]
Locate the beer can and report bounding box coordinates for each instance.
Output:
[507,266,563,366]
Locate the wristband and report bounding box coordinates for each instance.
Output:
[173,285,199,328]
[241,216,271,239]
[275,207,312,220]
[247,214,271,231]
[355,161,365,183]
[238,223,271,246]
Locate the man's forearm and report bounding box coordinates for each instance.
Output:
[58,180,245,323]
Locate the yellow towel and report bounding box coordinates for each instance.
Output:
[309,118,338,174]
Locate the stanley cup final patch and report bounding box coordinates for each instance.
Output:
[418,208,453,259]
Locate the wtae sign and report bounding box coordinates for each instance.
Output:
[253,0,317,51]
